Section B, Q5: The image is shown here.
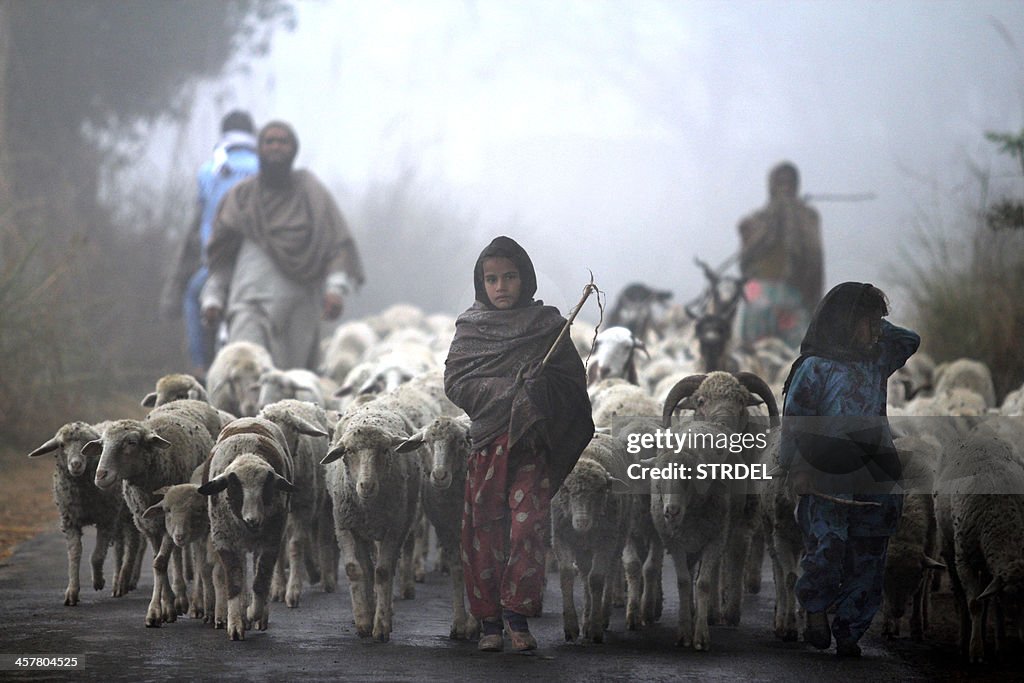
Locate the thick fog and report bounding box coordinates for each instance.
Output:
[137,0,1024,320]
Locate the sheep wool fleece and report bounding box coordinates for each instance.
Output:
[461,433,550,620]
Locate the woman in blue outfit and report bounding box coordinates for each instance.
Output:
[779,282,920,657]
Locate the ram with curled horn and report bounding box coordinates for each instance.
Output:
[662,371,779,430]
[658,370,780,629]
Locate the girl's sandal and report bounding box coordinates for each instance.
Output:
[477,633,504,652]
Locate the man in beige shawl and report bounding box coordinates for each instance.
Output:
[201,121,365,370]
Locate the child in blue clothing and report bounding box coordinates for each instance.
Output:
[779,282,920,657]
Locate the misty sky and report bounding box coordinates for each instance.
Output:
[143,0,1024,321]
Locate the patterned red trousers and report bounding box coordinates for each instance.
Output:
[461,433,551,620]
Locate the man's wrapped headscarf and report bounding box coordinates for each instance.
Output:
[445,236,593,491]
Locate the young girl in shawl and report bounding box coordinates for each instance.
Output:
[444,236,593,652]
[779,282,919,657]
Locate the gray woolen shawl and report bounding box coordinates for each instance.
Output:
[444,236,594,492]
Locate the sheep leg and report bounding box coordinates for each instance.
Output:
[745,526,765,594]
[397,527,416,600]
[338,530,374,637]
[172,545,189,615]
[585,550,612,643]
[373,536,402,642]
[578,552,595,639]
[285,513,309,608]
[111,528,125,595]
[444,544,475,639]
[694,547,723,651]
[199,539,216,624]
[213,557,228,629]
[623,540,643,630]
[63,526,83,606]
[671,548,694,648]
[91,525,112,592]
[220,548,247,640]
[130,528,145,590]
[556,543,579,641]
[641,539,664,625]
[412,512,428,583]
[909,574,926,641]
[957,551,986,663]
[317,504,339,593]
[721,513,751,626]
[146,534,176,627]
[249,535,281,632]
[270,536,287,603]
[113,525,136,596]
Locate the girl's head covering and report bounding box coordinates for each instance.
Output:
[473,235,538,309]
[782,281,888,397]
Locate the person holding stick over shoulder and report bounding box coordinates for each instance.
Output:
[444,236,594,653]
[779,282,920,657]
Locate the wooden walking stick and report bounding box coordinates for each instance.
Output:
[538,272,601,373]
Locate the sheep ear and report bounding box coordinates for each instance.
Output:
[152,486,171,497]
[334,385,353,398]
[198,476,228,496]
[395,429,426,454]
[141,392,158,408]
[638,456,657,468]
[677,397,695,410]
[635,340,650,358]
[82,440,103,457]
[921,555,946,570]
[28,437,61,458]
[594,426,612,435]
[321,445,347,465]
[145,433,172,450]
[187,388,204,401]
[274,473,296,493]
[745,394,765,407]
[142,503,165,520]
[293,416,329,439]
[977,576,1003,601]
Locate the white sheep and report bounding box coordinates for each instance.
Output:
[648,423,733,650]
[613,416,665,631]
[141,373,209,407]
[586,326,647,386]
[661,370,779,627]
[552,433,632,643]
[85,400,218,627]
[321,395,422,642]
[396,414,478,639]
[319,320,379,384]
[590,382,660,430]
[256,368,326,409]
[197,418,296,641]
[206,341,275,417]
[141,372,237,432]
[142,465,215,623]
[28,421,142,605]
[257,399,333,607]
[934,428,1024,662]
[933,358,996,409]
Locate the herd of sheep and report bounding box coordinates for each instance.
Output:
[25,302,1024,663]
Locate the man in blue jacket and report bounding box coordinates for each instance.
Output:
[162,110,259,380]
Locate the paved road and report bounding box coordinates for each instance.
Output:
[0,530,1018,682]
